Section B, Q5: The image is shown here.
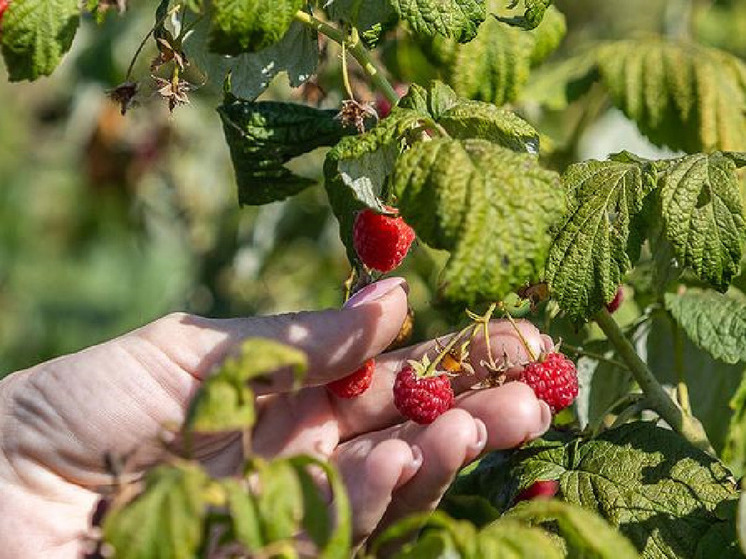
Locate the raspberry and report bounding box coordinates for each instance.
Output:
[605,286,624,313]
[353,207,416,273]
[326,359,375,399]
[514,480,559,504]
[519,352,578,414]
[0,0,8,23]
[393,365,454,424]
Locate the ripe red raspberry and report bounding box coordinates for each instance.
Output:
[353,207,415,273]
[393,365,454,424]
[0,0,9,24]
[514,480,559,504]
[605,286,624,313]
[326,359,375,399]
[519,352,578,414]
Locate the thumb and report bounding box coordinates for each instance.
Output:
[134,277,409,392]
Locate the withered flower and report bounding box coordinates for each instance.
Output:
[107,81,138,115]
[153,75,192,113]
[336,99,377,133]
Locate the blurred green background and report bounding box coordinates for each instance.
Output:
[1,0,742,377]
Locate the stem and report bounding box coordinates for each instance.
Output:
[426,324,476,375]
[294,10,399,104]
[500,303,537,361]
[562,344,629,371]
[125,4,181,81]
[594,309,714,454]
[340,29,355,99]
[671,318,692,414]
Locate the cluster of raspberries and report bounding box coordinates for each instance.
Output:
[326,206,580,425]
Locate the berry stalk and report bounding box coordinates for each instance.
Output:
[593,308,713,454]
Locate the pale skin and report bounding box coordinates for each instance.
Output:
[0,277,554,558]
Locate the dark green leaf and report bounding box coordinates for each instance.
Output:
[506,500,639,558]
[186,338,307,432]
[324,0,398,48]
[657,152,746,290]
[459,423,737,558]
[646,314,744,459]
[597,39,746,152]
[209,0,304,55]
[1,0,80,81]
[546,155,656,322]
[665,289,746,364]
[390,0,486,42]
[103,463,208,559]
[496,0,553,30]
[393,138,564,305]
[218,98,353,206]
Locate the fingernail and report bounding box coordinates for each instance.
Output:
[396,445,423,488]
[343,277,408,309]
[527,401,553,440]
[468,418,488,456]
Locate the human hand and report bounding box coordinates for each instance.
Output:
[0,277,554,558]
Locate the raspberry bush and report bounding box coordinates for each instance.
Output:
[5,0,746,557]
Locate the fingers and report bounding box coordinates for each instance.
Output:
[334,439,422,542]
[331,318,550,440]
[133,277,409,393]
[334,385,550,542]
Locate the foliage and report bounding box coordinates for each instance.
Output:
[5,0,746,557]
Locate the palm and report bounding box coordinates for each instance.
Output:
[0,285,553,558]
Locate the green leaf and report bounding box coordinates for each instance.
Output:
[665,289,746,364]
[520,49,599,110]
[393,138,564,305]
[390,0,486,42]
[693,498,743,559]
[431,16,535,106]
[657,152,746,290]
[186,338,307,432]
[506,500,640,558]
[103,463,208,559]
[209,0,304,55]
[723,375,746,476]
[546,155,656,322]
[478,519,563,558]
[1,0,80,81]
[185,17,318,99]
[527,5,566,65]
[221,479,264,550]
[400,81,540,152]
[496,0,553,30]
[324,0,398,48]
[459,423,737,558]
[596,39,746,152]
[323,107,425,261]
[253,459,305,543]
[218,98,353,206]
[645,313,744,459]
[574,345,634,431]
[290,456,352,558]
